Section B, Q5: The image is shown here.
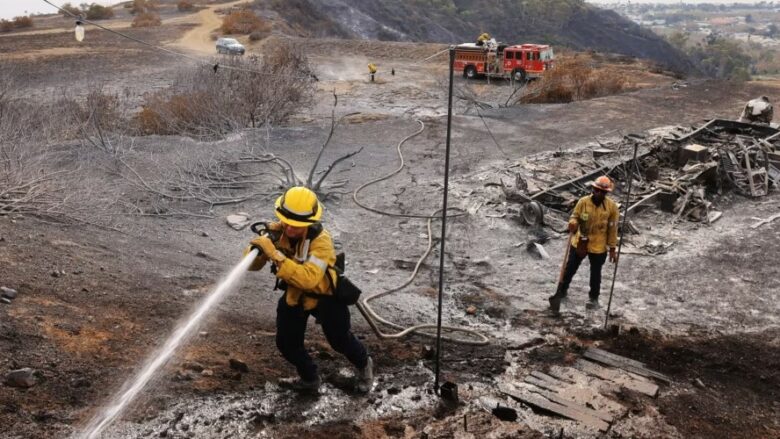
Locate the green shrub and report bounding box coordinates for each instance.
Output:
[85,4,115,20]
[60,3,82,16]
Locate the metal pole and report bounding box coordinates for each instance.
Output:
[604,141,639,329]
[434,47,455,393]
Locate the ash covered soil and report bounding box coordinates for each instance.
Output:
[1,18,780,439]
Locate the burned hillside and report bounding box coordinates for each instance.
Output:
[1,4,780,438]
[263,0,693,72]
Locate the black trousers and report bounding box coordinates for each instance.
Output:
[275,294,368,381]
[554,247,608,300]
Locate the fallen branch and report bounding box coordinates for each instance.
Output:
[312,147,363,192]
[306,90,359,188]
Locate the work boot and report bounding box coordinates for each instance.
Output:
[278,375,321,394]
[355,356,374,393]
[548,296,562,315]
[585,298,601,310]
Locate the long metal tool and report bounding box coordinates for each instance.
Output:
[434,46,456,394]
[604,141,639,329]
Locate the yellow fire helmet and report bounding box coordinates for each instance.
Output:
[274,186,323,227]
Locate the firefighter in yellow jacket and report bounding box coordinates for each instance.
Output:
[549,176,619,313]
[246,186,373,393]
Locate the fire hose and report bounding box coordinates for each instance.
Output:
[352,119,489,346]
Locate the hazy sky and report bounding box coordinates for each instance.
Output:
[587,0,765,2]
[0,1,122,20]
[0,0,770,20]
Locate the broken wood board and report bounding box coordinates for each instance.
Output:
[707,210,723,224]
[574,359,659,397]
[584,348,671,384]
[545,367,585,385]
[530,371,570,386]
[524,375,560,392]
[626,189,663,214]
[526,386,614,423]
[529,165,608,201]
[501,386,610,432]
[751,212,780,229]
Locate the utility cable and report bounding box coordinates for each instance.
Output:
[40,0,315,80]
[476,107,507,157]
[352,120,488,346]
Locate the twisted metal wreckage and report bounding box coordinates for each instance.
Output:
[502,118,780,235]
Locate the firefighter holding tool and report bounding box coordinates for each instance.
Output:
[245,186,373,394]
[549,176,619,314]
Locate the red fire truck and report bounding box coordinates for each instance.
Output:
[454,43,554,82]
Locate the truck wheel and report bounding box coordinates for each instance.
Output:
[464,65,477,79]
[512,69,527,82]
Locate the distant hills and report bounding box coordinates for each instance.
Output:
[265,0,693,73]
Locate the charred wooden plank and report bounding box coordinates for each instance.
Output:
[531,371,568,386]
[574,359,659,397]
[527,386,615,423]
[524,375,561,392]
[500,386,610,432]
[584,348,671,384]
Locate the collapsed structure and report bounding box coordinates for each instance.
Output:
[500,109,780,238]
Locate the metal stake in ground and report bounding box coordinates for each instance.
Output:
[604,141,639,329]
[434,47,456,394]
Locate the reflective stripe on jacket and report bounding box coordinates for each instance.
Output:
[246,222,337,310]
[569,195,619,254]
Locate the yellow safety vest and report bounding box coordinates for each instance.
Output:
[569,195,619,254]
[246,222,337,310]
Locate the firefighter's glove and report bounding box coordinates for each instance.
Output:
[251,235,286,265]
[609,247,618,264]
[567,222,578,234]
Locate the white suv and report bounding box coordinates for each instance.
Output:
[216,38,245,55]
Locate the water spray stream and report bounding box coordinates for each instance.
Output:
[80,249,260,439]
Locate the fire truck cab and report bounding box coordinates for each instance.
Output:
[454,43,554,82]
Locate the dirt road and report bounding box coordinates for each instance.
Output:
[173,0,246,54]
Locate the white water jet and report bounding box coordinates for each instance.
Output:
[80,249,260,439]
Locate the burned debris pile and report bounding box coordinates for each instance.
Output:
[500,119,780,231]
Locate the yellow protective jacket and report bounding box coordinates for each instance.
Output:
[569,195,619,254]
[246,222,337,310]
